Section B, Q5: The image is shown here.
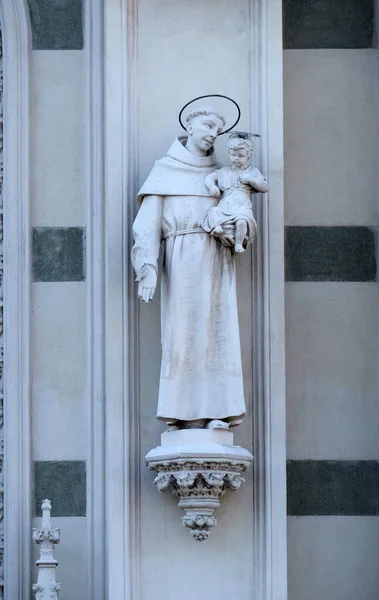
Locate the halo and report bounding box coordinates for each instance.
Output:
[178,94,241,136]
[228,131,261,139]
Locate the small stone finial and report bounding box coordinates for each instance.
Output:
[32,500,61,600]
[41,499,52,530]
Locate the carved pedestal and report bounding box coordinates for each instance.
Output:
[146,430,253,541]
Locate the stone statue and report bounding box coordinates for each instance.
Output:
[131,107,266,431]
[202,133,268,253]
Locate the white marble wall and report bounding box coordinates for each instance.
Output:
[286,282,379,461]
[30,51,85,227]
[284,45,379,600]
[29,48,87,600]
[288,517,379,600]
[284,50,379,227]
[284,47,379,458]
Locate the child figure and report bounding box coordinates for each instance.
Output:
[202,133,269,253]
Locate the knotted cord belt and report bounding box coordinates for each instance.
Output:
[163,227,204,239]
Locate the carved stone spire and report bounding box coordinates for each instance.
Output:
[32,500,61,600]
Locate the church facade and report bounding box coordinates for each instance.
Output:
[1,1,379,599]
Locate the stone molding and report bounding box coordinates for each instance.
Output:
[102,0,140,597]
[250,0,287,596]
[0,2,32,599]
[84,0,106,599]
[0,28,4,600]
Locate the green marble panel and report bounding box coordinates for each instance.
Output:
[28,0,83,50]
[285,226,377,282]
[284,0,374,49]
[33,227,85,282]
[34,461,86,517]
[287,460,379,516]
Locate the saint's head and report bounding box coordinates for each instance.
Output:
[185,107,226,157]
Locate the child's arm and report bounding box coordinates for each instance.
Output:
[238,168,269,193]
[205,171,221,198]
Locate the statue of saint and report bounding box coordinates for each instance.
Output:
[131,107,252,430]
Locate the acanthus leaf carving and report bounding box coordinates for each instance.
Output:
[154,472,173,493]
[146,434,253,542]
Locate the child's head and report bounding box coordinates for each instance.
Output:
[226,134,254,168]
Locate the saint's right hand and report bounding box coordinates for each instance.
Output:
[136,264,157,303]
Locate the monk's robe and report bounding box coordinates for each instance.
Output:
[131,137,246,425]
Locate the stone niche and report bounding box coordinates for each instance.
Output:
[102,0,286,595]
[135,0,261,597]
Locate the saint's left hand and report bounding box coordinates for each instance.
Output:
[217,223,235,247]
[209,185,221,198]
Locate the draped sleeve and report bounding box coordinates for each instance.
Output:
[250,167,269,193]
[131,195,163,276]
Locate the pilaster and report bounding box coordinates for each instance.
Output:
[0,2,32,599]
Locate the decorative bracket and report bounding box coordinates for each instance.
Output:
[146,429,253,541]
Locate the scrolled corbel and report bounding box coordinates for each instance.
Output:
[146,429,253,541]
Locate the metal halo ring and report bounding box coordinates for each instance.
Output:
[178,94,241,136]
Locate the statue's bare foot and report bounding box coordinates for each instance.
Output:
[184,419,207,429]
[234,244,245,254]
[206,419,229,430]
[165,424,180,432]
[165,420,181,432]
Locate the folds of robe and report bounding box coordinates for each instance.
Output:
[132,137,246,424]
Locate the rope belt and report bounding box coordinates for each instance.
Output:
[163,227,204,240]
